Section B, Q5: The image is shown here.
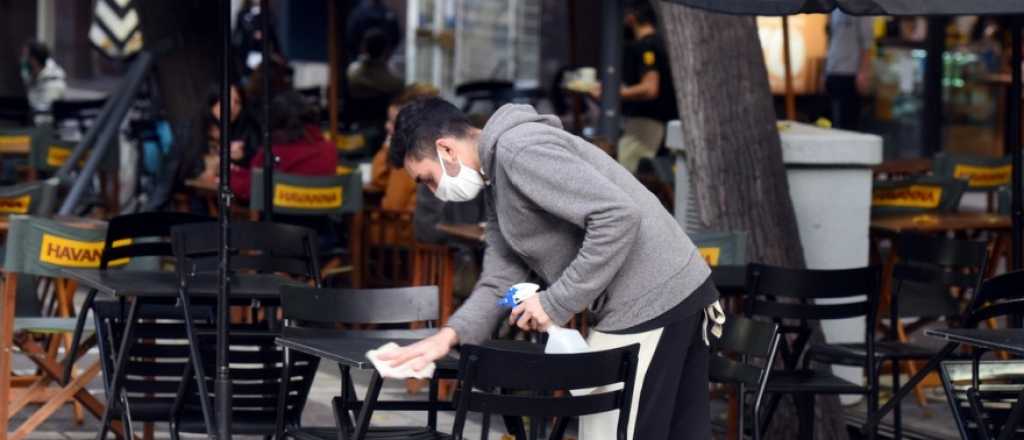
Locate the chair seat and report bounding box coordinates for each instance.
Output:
[289,426,451,440]
[176,411,289,435]
[123,398,177,422]
[766,369,866,394]
[14,317,92,334]
[807,341,939,365]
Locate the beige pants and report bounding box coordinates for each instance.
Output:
[617,117,666,174]
[577,328,662,440]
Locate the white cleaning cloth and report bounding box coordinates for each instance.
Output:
[366,342,436,379]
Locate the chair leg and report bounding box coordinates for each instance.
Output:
[737,384,746,440]
[892,359,902,440]
[759,393,784,435]
[796,393,814,440]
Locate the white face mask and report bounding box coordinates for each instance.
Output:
[434,149,484,202]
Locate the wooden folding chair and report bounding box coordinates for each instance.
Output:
[0,215,131,440]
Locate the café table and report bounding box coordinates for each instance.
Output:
[870,212,1011,235]
[436,223,484,243]
[59,268,303,438]
[276,328,456,440]
[871,158,933,179]
[926,328,1024,440]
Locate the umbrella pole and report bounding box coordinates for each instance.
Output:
[598,0,624,142]
[782,16,796,120]
[1011,17,1022,275]
[216,0,234,438]
[328,0,339,143]
[261,0,273,221]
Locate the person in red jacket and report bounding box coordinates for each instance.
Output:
[230,91,338,201]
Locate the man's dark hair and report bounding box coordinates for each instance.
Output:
[388,97,473,168]
[24,41,50,65]
[270,91,313,144]
[626,1,657,25]
[361,27,392,60]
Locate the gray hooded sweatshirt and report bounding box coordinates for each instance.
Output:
[445,104,711,345]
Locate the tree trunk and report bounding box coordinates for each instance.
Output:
[656,2,849,439]
[137,0,221,166]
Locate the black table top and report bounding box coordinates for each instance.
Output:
[926,328,1024,356]
[711,265,746,294]
[276,327,459,371]
[60,268,301,299]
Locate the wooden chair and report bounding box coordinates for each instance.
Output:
[0,215,132,439]
[362,208,415,288]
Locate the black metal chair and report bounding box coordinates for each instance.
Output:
[66,211,212,381]
[940,359,1024,440]
[451,343,641,440]
[91,300,213,438]
[744,264,881,440]
[954,270,1024,440]
[278,285,453,439]
[170,221,322,438]
[709,316,780,440]
[805,233,987,439]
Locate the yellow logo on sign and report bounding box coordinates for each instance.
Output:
[335,134,366,152]
[872,185,943,209]
[954,164,1011,188]
[699,247,721,267]
[336,165,354,175]
[39,235,130,268]
[643,51,656,66]
[273,184,343,210]
[0,135,30,145]
[0,195,31,214]
[46,146,72,167]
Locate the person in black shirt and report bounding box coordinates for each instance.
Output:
[593,1,678,173]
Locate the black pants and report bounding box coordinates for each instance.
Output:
[634,313,711,440]
[826,74,861,130]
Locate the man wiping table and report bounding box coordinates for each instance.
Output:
[379,98,723,440]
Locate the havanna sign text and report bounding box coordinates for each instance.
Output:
[39,235,130,268]
[273,183,343,210]
[872,185,943,209]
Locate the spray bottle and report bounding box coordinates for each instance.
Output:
[498,283,589,354]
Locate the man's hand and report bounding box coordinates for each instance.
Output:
[508,293,552,332]
[378,327,458,371]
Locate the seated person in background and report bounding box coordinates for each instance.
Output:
[230,91,338,201]
[346,27,403,123]
[181,84,261,184]
[20,41,65,124]
[368,83,440,211]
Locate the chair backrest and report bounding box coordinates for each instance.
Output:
[932,153,1012,193]
[100,212,212,270]
[745,264,879,368]
[250,170,363,216]
[3,215,113,277]
[171,221,321,281]
[939,360,1024,440]
[91,300,211,423]
[709,316,780,387]
[890,233,988,321]
[871,176,966,216]
[0,178,58,218]
[690,230,748,267]
[452,343,640,440]
[281,285,439,326]
[965,270,1024,328]
[29,127,116,174]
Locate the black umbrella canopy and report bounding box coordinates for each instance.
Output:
[668,0,1024,16]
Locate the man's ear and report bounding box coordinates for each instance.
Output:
[435,138,453,161]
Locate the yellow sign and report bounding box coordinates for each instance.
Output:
[872,185,943,209]
[699,247,721,267]
[45,146,72,167]
[335,134,366,152]
[336,165,354,175]
[273,183,343,210]
[0,135,30,145]
[953,164,1011,188]
[643,51,656,66]
[0,195,31,214]
[39,234,129,268]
